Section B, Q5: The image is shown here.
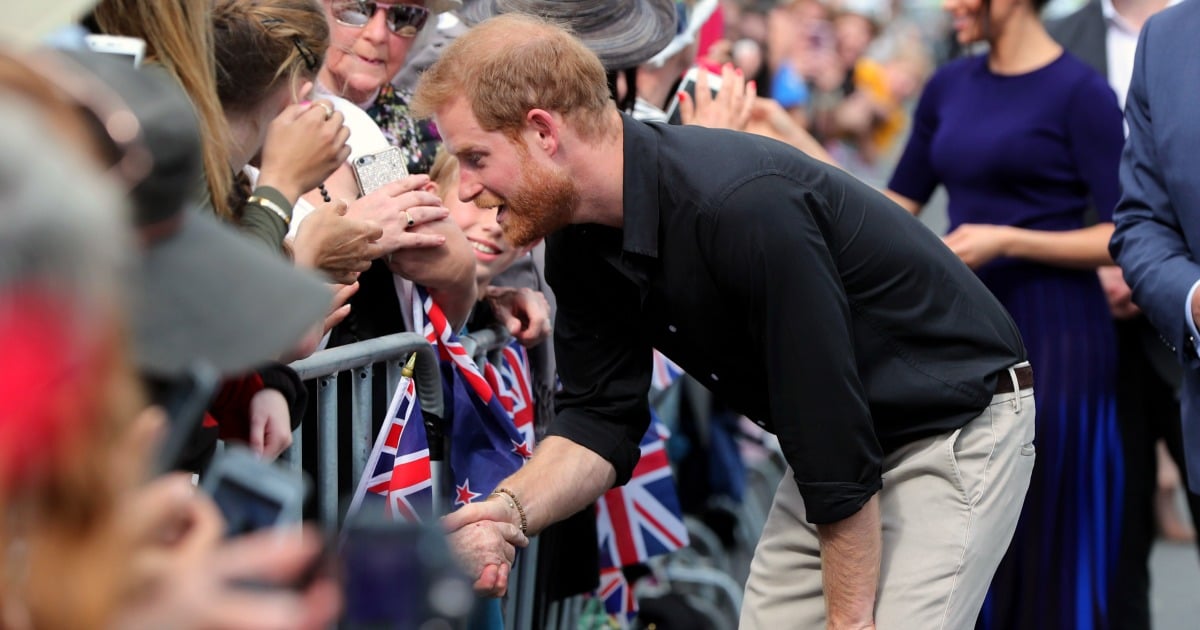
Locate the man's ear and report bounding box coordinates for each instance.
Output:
[422,180,440,195]
[526,109,560,155]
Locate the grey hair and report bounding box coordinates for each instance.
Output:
[0,98,135,331]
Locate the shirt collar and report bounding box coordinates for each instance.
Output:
[619,113,662,259]
[1102,0,1183,29]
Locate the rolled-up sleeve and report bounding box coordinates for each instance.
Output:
[699,175,883,524]
[543,229,652,486]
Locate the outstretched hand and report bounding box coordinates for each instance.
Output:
[484,285,552,348]
[679,63,757,131]
[442,497,529,597]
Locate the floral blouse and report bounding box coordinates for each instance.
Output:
[366,84,441,175]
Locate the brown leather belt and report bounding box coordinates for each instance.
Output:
[994,364,1034,394]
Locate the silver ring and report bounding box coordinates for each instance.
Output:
[316,102,333,120]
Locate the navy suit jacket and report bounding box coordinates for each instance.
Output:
[1110,0,1200,488]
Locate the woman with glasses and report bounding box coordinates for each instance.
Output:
[318,0,460,174]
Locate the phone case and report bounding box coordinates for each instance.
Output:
[352,147,408,197]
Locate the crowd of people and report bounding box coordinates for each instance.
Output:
[1,0,1198,628]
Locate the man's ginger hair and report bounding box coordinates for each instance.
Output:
[412,13,617,142]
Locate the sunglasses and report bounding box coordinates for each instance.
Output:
[332,1,430,38]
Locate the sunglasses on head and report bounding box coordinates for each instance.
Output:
[332,1,430,38]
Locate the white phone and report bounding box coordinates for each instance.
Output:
[83,34,146,68]
[352,146,409,197]
[665,66,724,125]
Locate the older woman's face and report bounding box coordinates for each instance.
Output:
[321,1,425,102]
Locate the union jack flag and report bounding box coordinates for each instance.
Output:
[348,375,432,523]
[594,415,688,621]
[597,567,637,625]
[596,416,689,568]
[412,287,528,508]
[484,340,536,455]
[651,350,683,392]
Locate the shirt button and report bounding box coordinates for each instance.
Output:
[710,373,719,382]
[668,325,677,333]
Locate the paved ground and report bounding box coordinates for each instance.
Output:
[1151,538,1200,628]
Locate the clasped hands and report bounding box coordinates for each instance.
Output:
[441,494,530,597]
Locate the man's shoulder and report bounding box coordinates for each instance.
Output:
[1144,0,1200,45]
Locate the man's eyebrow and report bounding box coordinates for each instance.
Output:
[454,144,487,156]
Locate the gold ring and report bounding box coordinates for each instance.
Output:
[404,210,415,227]
[316,102,333,120]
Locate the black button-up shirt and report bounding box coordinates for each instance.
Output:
[544,115,1026,524]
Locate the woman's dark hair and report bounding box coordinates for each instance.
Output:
[212,0,330,114]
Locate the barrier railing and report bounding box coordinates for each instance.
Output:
[286,332,442,529]
[282,328,746,628]
[284,327,538,627]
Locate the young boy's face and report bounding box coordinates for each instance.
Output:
[438,168,527,288]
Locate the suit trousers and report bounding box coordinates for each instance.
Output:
[741,378,1036,629]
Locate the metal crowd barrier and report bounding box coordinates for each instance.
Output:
[283,326,539,627]
[285,332,443,529]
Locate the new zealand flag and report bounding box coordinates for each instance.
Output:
[413,287,529,508]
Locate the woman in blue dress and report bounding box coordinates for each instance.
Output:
[886,0,1125,626]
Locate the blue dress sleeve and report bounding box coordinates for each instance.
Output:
[1064,71,1124,222]
[888,67,946,204]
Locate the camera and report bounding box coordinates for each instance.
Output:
[201,445,309,537]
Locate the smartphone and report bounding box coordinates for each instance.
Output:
[201,445,309,537]
[352,147,408,197]
[150,362,220,476]
[83,34,146,67]
[339,512,474,629]
[665,66,724,125]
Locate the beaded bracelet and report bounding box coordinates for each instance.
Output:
[489,487,527,536]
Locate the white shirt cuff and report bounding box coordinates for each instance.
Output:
[1186,279,1200,356]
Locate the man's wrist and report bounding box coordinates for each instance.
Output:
[488,487,527,535]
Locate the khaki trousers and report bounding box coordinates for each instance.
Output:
[741,382,1035,629]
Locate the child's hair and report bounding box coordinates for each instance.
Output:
[428,146,459,199]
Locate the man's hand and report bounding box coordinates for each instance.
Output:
[1098,265,1140,319]
[442,496,529,597]
[484,285,552,347]
[248,389,293,460]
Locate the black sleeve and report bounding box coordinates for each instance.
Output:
[543,229,652,486]
[258,362,308,430]
[698,175,882,524]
